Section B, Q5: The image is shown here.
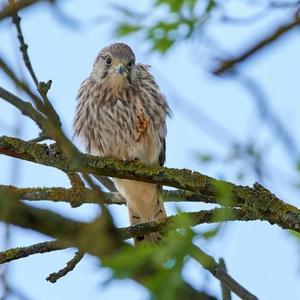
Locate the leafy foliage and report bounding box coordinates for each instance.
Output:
[114,0,217,53]
[102,214,196,300]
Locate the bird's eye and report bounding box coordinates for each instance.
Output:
[128,59,134,68]
[105,56,112,65]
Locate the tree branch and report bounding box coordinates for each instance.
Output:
[94,175,117,192]
[0,194,255,299]
[0,186,297,249]
[213,13,300,75]
[0,191,245,246]
[0,185,228,207]
[0,0,45,21]
[190,245,258,300]
[9,1,38,86]
[1,136,300,234]
[0,240,64,264]
[219,258,232,300]
[0,194,234,300]
[0,86,47,131]
[46,250,84,283]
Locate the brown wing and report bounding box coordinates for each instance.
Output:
[159,137,166,166]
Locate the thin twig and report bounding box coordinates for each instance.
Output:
[46,250,84,283]
[0,57,45,112]
[213,14,300,74]
[94,175,117,192]
[8,4,62,127]
[219,258,232,300]
[27,134,49,143]
[269,1,300,8]
[191,245,258,300]
[0,86,47,131]
[9,1,38,86]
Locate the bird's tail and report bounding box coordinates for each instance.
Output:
[114,179,166,244]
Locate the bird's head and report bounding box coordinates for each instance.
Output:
[92,43,137,90]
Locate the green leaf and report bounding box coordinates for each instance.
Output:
[115,24,142,36]
[102,244,155,279]
[110,4,136,17]
[198,153,214,163]
[201,224,222,239]
[213,181,234,208]
[155,0,185,12]
[153,37,175,53]
[186,0,197,9]
[205,0,216,13]
[236,171,245,181]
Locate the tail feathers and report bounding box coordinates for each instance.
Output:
[114,179,167,244]
[127,187,166,244]
[129,196,166,244]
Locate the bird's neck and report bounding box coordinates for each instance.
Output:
[101,73,130,95]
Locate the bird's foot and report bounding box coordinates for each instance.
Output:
[122,157,139,164]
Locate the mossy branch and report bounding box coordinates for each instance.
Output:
[1,135,300,234]
[0,185,226,206]
[0,240,64,264]
[0,186,297,252]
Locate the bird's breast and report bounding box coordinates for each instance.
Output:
[86,95,162,164]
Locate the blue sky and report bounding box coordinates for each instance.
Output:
[1,1,300,299]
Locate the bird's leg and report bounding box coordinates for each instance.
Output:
[136,111,149,142]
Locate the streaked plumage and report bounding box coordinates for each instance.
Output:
[73,43,170,242]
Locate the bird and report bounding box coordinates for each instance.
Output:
[73,42,171,243]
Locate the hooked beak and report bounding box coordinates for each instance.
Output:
[113,63,128,76]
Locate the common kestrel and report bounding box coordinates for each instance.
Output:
[73,43,170,243]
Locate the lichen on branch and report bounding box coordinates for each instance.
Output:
[1,135,300,234]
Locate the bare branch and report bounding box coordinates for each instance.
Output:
[27,134,49,143]
[219,258,232,300]
[191,245,258,300]
[269,1,300,8]
[6,6,62,127]
[9,1,38,86]
[0,57,46,113]
[0,86,46,131]
[213,14,300,74]
[46,250,84,283]
[94,175,117,192]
